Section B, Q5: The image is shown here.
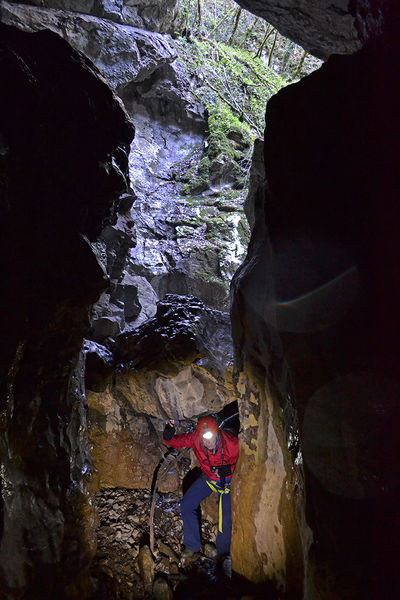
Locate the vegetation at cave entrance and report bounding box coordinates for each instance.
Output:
[171,0,323,195]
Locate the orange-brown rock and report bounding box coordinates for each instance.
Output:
[110,363,234,420]
[87,354,236,491]
[86,295,237,493]
[231,367,304,596]
[88,389,178,491]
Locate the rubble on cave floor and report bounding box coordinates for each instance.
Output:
[90,487,282,599]
[90,487,224,599]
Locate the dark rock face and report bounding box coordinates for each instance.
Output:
[236,0,397,59]
[2,0,251,335]
[2,1,177,89]
[236,0,362,58]
[0,22,133,597]
[232,17,400,600]
[4,0,178,32]
[115,294,233,372]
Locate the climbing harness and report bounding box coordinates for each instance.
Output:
[206,479,230,533]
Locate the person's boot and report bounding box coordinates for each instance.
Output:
[221,554,232,578]
[181,548,196,559]
[215,554,232,579]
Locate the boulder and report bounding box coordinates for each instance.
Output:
[30,1,179,32]
[235,0,361,59]
[115,294,233,374]
[2,1,177,89]
[138,545,155,587]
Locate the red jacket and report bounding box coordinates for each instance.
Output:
[164,429,238,481]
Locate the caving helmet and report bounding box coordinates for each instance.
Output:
[196,416,219,441]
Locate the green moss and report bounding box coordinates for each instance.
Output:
[204,214,233,243]
[237,214,251,247]
[172,34,286,204]
[196,268,223,285]
[180,155,211,195]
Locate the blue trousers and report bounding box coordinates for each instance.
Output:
[180,476,232,555]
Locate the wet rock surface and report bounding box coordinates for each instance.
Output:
[1,1,250,340]
[114,295,233,373]
[235,0,362,59]
[9,0,179,32]
[2,2,177,89]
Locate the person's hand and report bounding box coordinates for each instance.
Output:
[217,464,232,478]
[163,420,176,441]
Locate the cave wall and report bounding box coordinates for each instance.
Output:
[2,0,249,340]
[231,4,400,598]
[0,22,133,597]
[86,294,235,492]
[2,0,400,598]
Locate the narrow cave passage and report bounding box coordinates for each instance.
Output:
[2,2,399,600]
[90,406,245,599]
[81,3,323,593]
[80,3,322,597]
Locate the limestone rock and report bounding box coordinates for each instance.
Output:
[115,294,233,372]
[158,541,179,562]
[92,487,219,595]
[2,1,177,89]
[235,0,361,59]
[201,495,219,527]
[119,54,247,312]
[88,393,166,490]
[230,369,303,596]
[117,273,159,328]
[138,545,155,586]
[19,0,179,32]
[2,2,249,319]
[106,295,235,419]
[243,138,265,232]
[86,295,235,492]
[84,340,114,392]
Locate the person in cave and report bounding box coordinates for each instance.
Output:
[163,415,238,560]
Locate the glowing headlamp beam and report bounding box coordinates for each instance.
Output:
[202,431,214,440]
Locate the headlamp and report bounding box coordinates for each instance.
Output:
[202,430,214,440]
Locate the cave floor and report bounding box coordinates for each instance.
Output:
[90,487,280,599]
